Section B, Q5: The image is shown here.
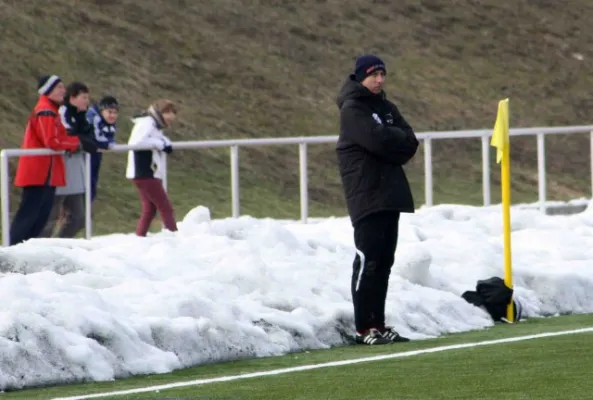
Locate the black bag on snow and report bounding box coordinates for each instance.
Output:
[462,277,522,322]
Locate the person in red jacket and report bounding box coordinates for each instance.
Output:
[9,75,81,245]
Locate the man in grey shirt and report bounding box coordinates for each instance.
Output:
[40,82,98,238]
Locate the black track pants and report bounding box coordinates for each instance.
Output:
[351,211,400,333]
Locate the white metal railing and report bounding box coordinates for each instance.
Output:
[2,125,593,246]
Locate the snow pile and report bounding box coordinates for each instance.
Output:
[1,203,593,390]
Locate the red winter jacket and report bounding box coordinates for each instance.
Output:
[14,96,81,187]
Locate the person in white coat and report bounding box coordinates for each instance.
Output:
[126,99,178,236]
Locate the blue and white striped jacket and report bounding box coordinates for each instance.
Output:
[86,105,117,150]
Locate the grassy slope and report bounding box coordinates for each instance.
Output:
[1,0,593,234]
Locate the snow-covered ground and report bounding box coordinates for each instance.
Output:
[1,201,593,390]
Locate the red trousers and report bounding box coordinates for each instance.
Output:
[132,178,177,236]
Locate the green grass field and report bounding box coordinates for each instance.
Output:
[6,314,593,400]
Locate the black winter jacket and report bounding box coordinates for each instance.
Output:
[59,102,98,153]
[336,75,419,225]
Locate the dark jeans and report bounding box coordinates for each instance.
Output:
[133,178,177,236]
[39,194,85,238]
[9,185,56,245]
[90,152,102,202]
[351,211,401,333]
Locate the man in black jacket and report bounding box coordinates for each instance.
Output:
[40,81,98,238]
[336,54,419,345]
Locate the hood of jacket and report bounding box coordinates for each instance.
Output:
[336,74,386,109]
[131,106,166,129]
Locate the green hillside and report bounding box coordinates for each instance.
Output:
[1,0,592,234]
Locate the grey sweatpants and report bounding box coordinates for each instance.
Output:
[39,194,85,238]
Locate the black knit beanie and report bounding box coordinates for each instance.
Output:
[353,54,387,82]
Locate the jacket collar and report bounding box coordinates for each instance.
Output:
[148,105,166,129]
[36,95,60,111]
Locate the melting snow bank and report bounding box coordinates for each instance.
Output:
[1,203,593,390]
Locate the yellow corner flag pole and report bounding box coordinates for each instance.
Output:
[490,98,514,323]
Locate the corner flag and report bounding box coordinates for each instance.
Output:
[490,98,515,323]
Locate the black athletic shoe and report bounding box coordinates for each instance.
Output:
[355,328,393,345]
[379,326,410,342]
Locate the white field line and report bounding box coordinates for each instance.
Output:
[53,327,593,400]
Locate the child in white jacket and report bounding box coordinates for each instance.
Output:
[126,99,178,236]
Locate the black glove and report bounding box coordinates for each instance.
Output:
[163,144,173,154]
[79,136,98,154]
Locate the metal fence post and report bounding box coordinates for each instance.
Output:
[84,152,92,239]
[1,151,10,246]
[424,137,433,207]
[299,143,308,223]
[161,153,168,231]
[537,133,546,212]
[481,135,491,206]
[162,153,168,193]
[230,146,240,218]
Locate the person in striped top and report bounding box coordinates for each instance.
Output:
[86,96,119,202]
